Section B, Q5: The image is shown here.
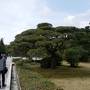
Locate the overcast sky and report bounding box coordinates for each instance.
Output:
[0,0,90,44]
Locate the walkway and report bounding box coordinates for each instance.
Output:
[0,57,12,90]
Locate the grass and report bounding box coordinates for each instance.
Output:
[14,60,60,90]
[30,63,90,79]
[14,59,90,90]
[29,62,90,90]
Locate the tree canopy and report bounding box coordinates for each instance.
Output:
[8,22,90,68]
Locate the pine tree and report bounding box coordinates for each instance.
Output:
[0,38,6,53]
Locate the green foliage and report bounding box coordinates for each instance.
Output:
[27,48,48,59]
[56,26,78,33]
[0,38,6,53]
[85,26,90,30]
[37,22,53,30]
[65,47,83,67]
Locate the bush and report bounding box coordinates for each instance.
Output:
[65,47,82,67]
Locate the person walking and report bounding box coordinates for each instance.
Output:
[0,53,7,87]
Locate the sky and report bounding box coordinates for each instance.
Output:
[0,0,90,44]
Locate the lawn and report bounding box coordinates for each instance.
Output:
[31,62,90,79]
[15,59,90,90]
[15,60,62,90]
[30,62,90,90]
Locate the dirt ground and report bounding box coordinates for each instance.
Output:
[50,63,90,90]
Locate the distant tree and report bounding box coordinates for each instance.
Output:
[0,38,6,53]
[85,26,90,30]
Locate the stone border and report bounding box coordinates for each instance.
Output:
[15,65,21,90]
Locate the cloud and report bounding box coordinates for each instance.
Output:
[66,16,75,21]
[63,10,90,27]
[40,6,52,17]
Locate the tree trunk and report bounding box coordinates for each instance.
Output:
[50,58,57,69]
[70,63,75,67]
